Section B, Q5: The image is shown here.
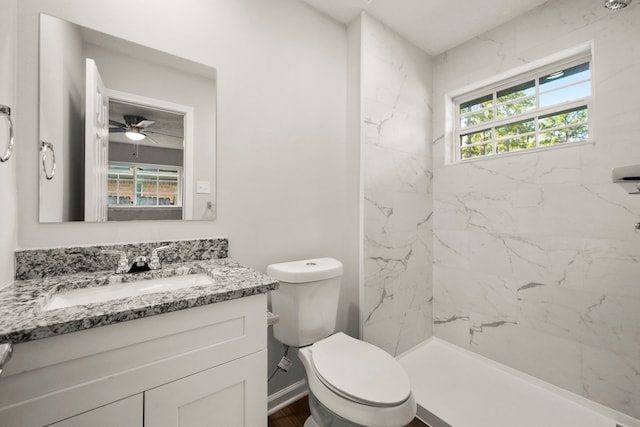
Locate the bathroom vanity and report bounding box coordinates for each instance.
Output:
[0,239,278,427]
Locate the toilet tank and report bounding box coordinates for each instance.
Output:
[267,258,343,347]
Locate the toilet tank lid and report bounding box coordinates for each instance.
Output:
[266,257,343,283]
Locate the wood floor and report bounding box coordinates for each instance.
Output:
[268,396,428,427]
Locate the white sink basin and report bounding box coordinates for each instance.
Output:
[43,274,213,311]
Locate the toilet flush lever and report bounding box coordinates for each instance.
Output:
[267,311,280,326]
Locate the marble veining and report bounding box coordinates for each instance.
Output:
[14,238,228,280]
[431,0,640,419]
[0,258,277,344]
[361,13,434,356]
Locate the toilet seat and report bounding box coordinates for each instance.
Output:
[310,333,411,407]
[297,335,417,427]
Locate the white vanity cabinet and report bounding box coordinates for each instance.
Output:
[145,350,265,426]
[48,394,143,427]
[0,294,268,427]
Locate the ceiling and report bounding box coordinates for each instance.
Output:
[109,100,184,150]
[299,0,550,55]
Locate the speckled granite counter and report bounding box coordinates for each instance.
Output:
[14,238,229,280]
[0,258,278,345]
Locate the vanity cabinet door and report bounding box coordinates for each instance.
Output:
[46,394,142,427]
[144,349,266,427]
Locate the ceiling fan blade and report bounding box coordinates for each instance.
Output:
[145,130,183,139]
[109,120,127,128]
[109,128,126,133]
[135,120,155,128]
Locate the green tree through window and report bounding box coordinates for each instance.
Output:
[456,57,591,160]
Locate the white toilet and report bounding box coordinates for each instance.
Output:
[268,258,416,427]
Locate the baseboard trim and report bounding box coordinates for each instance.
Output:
[267,379,308,415]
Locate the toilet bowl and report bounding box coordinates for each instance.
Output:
[267,258,417,427]
[298,333,416,427]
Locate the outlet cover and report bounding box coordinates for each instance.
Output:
[196,181,210,194]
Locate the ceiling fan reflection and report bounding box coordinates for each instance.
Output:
[109,115,181,144]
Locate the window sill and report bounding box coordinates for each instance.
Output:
[108,206,183,210]
[448,139,596,166]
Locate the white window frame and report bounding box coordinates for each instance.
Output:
[444,42,595,164]
[108,162,183,208]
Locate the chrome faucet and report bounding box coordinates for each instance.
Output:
[102,250,151,273]
[128,255,151,273]
[149,245,174,270]
[102,245,174,274]
[101,250,129,274]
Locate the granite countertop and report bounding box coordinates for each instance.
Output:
[0,258,279,345]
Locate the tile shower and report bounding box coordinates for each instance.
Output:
[359,0,640,421]
[361,13,434,357]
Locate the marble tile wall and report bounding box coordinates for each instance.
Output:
[361,14,433,356]
[432,0,640,419]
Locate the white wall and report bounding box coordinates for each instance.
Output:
[345,16,363,340]
[39,14,84,222]
[360,13,434,356]
[0,0,18,288]
[432,0,640,419]
[16,0,353,400]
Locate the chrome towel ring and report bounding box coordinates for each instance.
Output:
[0,104,14,163]
[40,140,56,180]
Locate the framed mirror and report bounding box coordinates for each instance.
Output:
[38,14,217,222]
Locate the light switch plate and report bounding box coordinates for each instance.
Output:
[196,181,210,194]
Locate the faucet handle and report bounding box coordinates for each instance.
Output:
[149,245,174,270]
[101,250,129,274]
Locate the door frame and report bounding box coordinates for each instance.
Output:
[105,89,195,220]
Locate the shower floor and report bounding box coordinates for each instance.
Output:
[399,338,624,427]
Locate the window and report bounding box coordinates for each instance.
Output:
[108,164,182,207]
[454,52,592,161]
